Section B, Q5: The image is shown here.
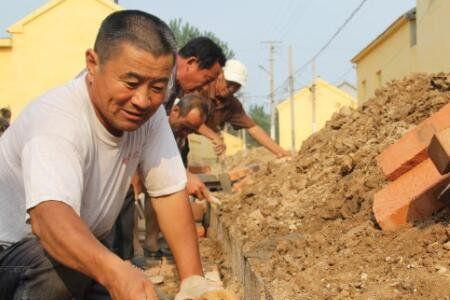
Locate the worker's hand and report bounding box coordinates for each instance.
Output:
[105,260,158,300]
[212,136,226,156]
[187,172,212,202]
[174,275,223,300]
[276,149,292,158]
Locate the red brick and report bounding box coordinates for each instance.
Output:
[191,200,207,222]
[373,159,450,231]
[196,224,206,238]
[227,164,260,181]
[232,176,254,192]
[377,103,450,180]
[188,165,211,174]
[428,127,450,174]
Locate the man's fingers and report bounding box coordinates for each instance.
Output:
[143,281,159,300]
[194,189,204,200]
[203,189,213,203]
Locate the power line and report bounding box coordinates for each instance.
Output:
[292,0,368,79]
[276,1,307,39]
[270,0,296,37]
[272,0,369,94]
[278,1,312,41]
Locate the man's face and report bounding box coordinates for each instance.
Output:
[214,72,242,98]
[169,107,204,139]
[86,43,174,136]
[178,57,222,92]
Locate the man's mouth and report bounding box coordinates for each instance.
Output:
[121,109,146,122]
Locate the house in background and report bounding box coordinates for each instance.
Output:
[277,78,356,151]
[352,0,450,104]
[188,132,244,167]
[0,0,121,119]
[337,81,357,99]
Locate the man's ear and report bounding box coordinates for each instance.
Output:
[85,49,100,82]
[186,57,199,67]
[172,105,181,116]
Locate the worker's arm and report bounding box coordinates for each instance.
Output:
[187,171,212,202]
[197,123,226,155]
[151,190,203,279]
[131,171,144,197]
[29,201,158,300]
[247,125,291,157]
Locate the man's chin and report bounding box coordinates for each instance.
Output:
[121,122,144,132]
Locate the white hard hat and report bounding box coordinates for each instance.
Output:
[223,59,247,87]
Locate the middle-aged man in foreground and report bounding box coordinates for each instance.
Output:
[0,10,222,300]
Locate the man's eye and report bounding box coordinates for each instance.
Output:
[151,86,165,94]
[125,81,139,89]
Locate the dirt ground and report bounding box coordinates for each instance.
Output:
[143,238,242,299]
[217,73,450,299]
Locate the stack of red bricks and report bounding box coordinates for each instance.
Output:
[227,163,260,192]
[374,103,450,230]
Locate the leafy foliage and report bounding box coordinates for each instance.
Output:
[168,18,235,59]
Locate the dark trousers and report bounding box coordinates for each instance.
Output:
[111,188,135,260]
[0,236,110,300]
[0,192,137,300]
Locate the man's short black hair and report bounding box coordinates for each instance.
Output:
[176,94,211,121]
[178,37,226,69]
[94,10,176,63]
[0,107,11,121]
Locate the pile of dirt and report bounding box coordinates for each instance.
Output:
[218,73,450,299]
[223,147,275,170]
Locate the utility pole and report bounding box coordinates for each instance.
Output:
[288,46,296,152]
[241,94,247,151]
[311,58,317,133]
[261,41,281,140]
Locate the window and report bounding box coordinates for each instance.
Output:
[376,70,382,88]
[361,80,367,102]
[410,18,417,47]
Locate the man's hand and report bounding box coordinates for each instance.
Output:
[276,149,292,159]
[175,275,223,300]
[105,260,158,300]
[187,172,212,202]
[196,124,226,156]
[212,136,226,155]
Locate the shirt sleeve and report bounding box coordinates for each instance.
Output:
[140,107,187,197]
[21,134,84,215]
[228,97,256,130]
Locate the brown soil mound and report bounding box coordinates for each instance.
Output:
[223,147,275,170]
[219,73,450,299]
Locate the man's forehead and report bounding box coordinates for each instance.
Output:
[183,107,201,118]
[111,44,174,77]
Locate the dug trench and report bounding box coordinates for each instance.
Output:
[208,73,450,299]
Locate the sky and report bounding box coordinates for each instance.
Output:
[0,0,415,110]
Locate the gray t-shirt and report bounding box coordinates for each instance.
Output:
[0,75,186,246]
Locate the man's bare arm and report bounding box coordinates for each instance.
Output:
[151,190,203,279]
[30,200,158,300]
[197,124,226,155]
[247,125,291,157]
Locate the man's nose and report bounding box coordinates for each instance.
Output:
[131,86,151,110]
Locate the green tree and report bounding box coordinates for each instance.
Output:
[245,104,271,148]
[168,18,235,59]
